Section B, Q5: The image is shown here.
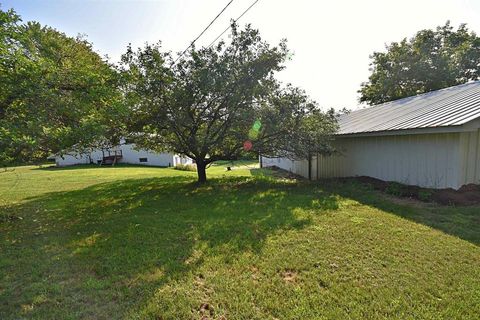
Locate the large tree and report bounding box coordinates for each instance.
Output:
[120,24,337,183]
[359,22,480,105]
[0,7,123,166]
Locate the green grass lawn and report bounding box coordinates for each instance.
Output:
[0,163,479,319]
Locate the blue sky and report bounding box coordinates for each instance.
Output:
[3,0,480,109]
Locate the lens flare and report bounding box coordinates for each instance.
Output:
[252,120,262,131]
[248,128,259,139]
[243,140,253,151]
[248,120,262,139]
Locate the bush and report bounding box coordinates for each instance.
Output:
[385,182,404,197]
[418,189,433,202]
[174,163,197,172]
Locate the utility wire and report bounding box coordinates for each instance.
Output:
[172,0,234,64]
[207,0,261,49]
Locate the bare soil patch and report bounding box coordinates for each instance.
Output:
[264,165,305,180]
[340,176,480,206]
[280,269,298,283]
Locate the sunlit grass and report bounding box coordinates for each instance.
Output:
[0,162,479,319]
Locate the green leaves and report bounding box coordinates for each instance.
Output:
[0,8,122,166]
[0,8,337,178]
[121,24,337,182]
[359,22,480,105]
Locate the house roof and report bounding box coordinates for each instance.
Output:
[338,81,480,136]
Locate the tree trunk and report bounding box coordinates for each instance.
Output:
[196,160,207,183]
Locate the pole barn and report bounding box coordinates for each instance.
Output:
[261,81,480,189]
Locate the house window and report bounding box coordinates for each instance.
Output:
[139,157,148,163]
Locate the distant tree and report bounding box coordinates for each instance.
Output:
[0,7,123,166]
[359,22,480,105]
[120,24,337,183]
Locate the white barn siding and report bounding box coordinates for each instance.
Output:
[316,133,462,189]
[120,144,174,166]
[261,156,310,177]
[55,153,90,166]
[459,129,480,186]
[55,144,193,167]
[262,132,472,189]
[172,155,193,166]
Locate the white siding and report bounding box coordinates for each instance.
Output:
[172,155,193,166]
[316,133,462,189]
[119,144,174,166]
[459,129,480,186]
[55,153,90,166]
[55,143,192,167]
[260,156,311,178]
[261,157,295,172]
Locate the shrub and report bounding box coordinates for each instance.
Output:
[418,189,433,202]
[385,182,404,197]
[174,163,197,172]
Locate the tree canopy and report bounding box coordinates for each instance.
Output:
[1,8,337,178]
[120,24,337,182]
[359,22,480,105]
[0,7,123,166]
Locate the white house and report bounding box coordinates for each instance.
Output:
[261,81,480,189]
[55,141,192,167]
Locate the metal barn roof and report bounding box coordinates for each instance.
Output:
[338,81,480,135]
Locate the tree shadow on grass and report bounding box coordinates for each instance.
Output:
[319,179,480,245]
[0,175,333,318]
[252,168,479,245]
[251,168,480,246]
[33,163,169,171]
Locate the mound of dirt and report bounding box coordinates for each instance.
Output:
[266,166,305,180]
[432,186,480,206]
[340,176,480,206]
[263,166,480,206]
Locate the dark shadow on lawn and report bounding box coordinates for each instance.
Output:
[0,175,327,317]
[33,163,171,171]
[251,168,479,245]
[319,178,480,245]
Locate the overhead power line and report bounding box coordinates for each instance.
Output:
[173,0,234,64]
[207,0,261,49]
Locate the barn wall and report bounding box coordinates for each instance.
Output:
[317,133,462,189]
[261,156,311,178]
[119,144,174,166]
[261,132,466,189]
[172,155,194,166]
[55,144,191,167]
[459,129,480,186]
[55,153,90,166]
